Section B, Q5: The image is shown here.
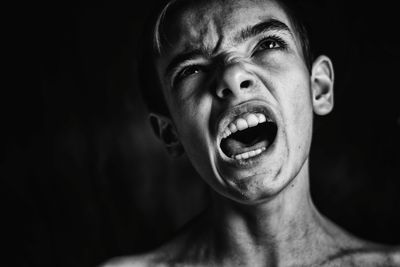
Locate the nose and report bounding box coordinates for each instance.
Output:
[215,62,256,100]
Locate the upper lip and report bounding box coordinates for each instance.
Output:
[216,100,277,141]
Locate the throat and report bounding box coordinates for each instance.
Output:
[206,180,326,265]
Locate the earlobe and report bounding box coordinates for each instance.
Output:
[311,55,334,116]
[149,113,184,157]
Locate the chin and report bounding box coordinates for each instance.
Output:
[217,165,291,204]
[212,142,295,204]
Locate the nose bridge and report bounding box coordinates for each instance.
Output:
[215,55,255,99]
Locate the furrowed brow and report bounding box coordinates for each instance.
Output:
[234,19,293,44]
[163,19,292,78]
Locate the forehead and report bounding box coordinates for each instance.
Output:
[158,0,292,56]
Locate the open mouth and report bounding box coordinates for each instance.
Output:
[220,112,278,160]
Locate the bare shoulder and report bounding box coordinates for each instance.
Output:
[314,217,400,266]
[98,248,171,267]
[99,221,202,267]
[98,239,194,267]
[99,254,150,267]
[320,243,400,266]
[352,245,400,266]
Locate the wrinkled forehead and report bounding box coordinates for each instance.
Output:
[156,0,292,56]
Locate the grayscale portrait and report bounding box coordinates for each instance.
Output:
[3,0,399,266]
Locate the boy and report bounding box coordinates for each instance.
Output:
[103,0,400,265]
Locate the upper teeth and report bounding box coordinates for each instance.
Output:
[222,112,271,139]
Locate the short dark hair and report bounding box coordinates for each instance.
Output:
[137,0,314,116]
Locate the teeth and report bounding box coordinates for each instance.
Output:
[222,113,269,139]
[245,113,259,127]
[233,147,266,160]
[235,118,248,131]
[256,113,266,123]
[228,123,237,133]
[222,129,231,139]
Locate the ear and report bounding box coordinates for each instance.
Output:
[149,113,184,157]
[311,55,334,116]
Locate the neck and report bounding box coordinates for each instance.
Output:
[206,160,334,266]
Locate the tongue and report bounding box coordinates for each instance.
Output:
[222,138,269,157]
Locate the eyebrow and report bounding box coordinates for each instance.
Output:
[164,19,293,78]
[234,19,293,44]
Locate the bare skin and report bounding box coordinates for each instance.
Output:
[103,165,400,267]
[101,0,400,266]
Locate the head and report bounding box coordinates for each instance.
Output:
[138,0,334,204]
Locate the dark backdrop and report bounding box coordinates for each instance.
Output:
[2,1,399,266]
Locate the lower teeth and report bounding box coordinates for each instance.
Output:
[233,147,266,160]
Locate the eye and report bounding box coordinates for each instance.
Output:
[174,65,204,85]
[253,36,286,54]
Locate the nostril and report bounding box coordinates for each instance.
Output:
[240,80,251,88]
[219,87,232,98]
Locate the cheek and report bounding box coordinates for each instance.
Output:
[273,62,313,146]
[291,81,313,120]
[172,73,208,102]
[162,72,214,148]
[171,95,216,179]
[255,53,282,74]
[286,82,313,162]
[291,83,313,142]
[273,54,312,114]
[171,92,213,143]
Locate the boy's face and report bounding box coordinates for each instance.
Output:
[154,0,332,203]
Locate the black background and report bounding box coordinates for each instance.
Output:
[2,1,400,266]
